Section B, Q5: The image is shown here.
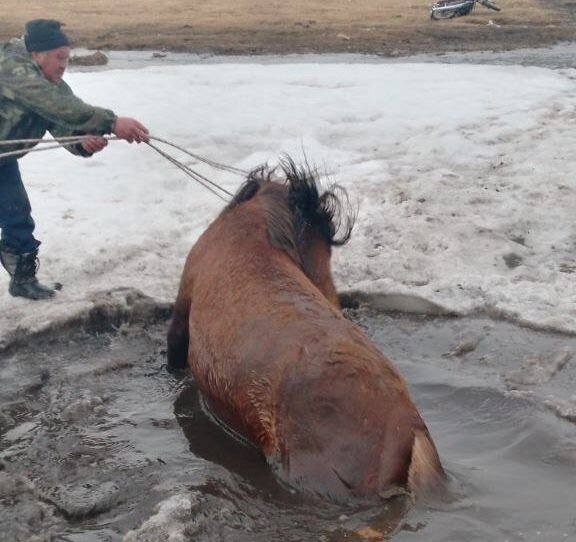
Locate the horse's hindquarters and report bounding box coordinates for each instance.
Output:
[173,163,443,503]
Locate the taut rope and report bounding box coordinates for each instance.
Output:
[0,135,111,160]
[145,140,234,201]
[0,135,246,202]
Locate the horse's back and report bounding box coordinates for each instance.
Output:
[187,259,435,499]
[172,174,445,502]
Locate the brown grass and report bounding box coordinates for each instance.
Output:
[0,1,574,56]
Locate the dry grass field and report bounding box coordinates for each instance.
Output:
[0,1,575,55]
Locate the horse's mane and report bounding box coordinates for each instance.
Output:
[227,157,355,260]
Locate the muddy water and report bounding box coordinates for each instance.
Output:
[1,307,575,542]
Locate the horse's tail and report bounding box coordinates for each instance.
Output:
[407,429,447,501]
[281,156,356,247]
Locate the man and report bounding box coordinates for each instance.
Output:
[0,19,149,300]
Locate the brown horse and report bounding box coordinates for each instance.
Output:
[167,158,445,502]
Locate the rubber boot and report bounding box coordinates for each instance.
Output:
[0,247,56,300]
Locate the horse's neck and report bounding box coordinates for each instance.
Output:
[300,232,340,309]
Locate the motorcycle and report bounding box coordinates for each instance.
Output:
[430,0,501,20]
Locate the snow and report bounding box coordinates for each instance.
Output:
[1,60,576,344]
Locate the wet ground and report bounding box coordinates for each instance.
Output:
[68,41,576,73]
[1,298,575,542]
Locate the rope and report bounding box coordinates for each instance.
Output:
[145,141,233,201]
[0,135,121,160]
[0,134,242,201]
[0,135,118,145]
[149,136,248,176]
[0,138,88,160]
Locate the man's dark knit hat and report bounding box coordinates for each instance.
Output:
[24,19,70,52]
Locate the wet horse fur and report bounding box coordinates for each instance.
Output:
[167,158,445,502]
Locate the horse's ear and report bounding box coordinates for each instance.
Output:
[228,166,275,209]
[229,180,260,208]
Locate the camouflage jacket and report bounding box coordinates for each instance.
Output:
[0,39,116,164]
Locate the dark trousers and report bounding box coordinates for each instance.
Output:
[0,160,40,254]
